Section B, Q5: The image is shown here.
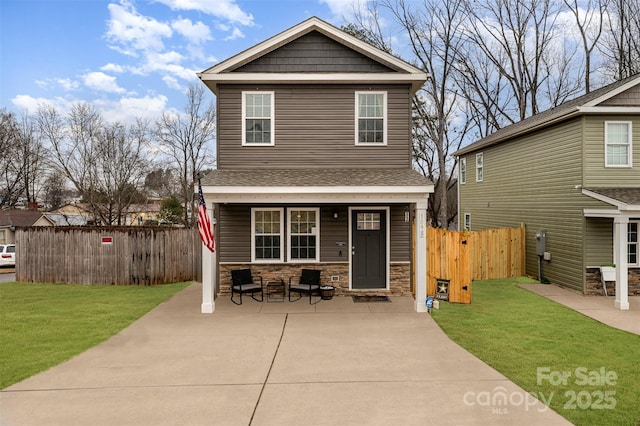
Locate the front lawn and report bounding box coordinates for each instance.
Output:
[431,277,640,426]
[0,282,191,389]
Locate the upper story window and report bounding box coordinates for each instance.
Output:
[605,121,632,167]
[288,208,319,262]
[251,208,283,262]
[356,91,387,145]
[476,153,484,182]
[242,91,274,146]
[460,157,467,184]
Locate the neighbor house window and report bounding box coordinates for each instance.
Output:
[243,91,274,145]
[460,158,467,184]
[629,221,639,266]
[605,121,632,167]
[356,91,387,145]
[288,208,319,262]
[476,153,484,182]
[251,208,283,262]
[464,213,471,231]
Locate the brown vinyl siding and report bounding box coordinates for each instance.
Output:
[217,84,412,169]
[218,204,410,263]
[601,85,640,106]
[458,117,607,291]
[231,31,396,73]
[583,115,640,187]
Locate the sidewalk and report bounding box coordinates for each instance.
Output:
[521,284,640,335]
[1,284,569,426]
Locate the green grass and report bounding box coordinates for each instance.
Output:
[431,277,640,426]
[0,281,192,389]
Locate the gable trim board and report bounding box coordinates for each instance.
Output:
[198,17,428,95]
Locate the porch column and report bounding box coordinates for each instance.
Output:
[613,216,629,310]
[201,202,216,314]
[415,200,428,313]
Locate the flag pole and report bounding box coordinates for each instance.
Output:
[198,176,216,313]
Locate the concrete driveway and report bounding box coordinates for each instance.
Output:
[0,284,569,426]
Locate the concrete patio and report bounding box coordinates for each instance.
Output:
[0,283,570,426]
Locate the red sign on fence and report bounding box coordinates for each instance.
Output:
[101,236,113,245]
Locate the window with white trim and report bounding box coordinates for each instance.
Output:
[605,121,632,167]
[356,91,387,145]
[251,208,283,262]
[629,221,639,266]
[460,157,467,184]
[242,91,274,145]
[288,208,319,262]
[476,153,484,182]
[464,213,471,231]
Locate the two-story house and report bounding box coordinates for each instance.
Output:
[456,74,640,311]
[196,17,433,313]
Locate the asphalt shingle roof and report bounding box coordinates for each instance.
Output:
[202,168,432,188]
[0,210,46,227]
[584,187,640,206]
[455,73,640,156]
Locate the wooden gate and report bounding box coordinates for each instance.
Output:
[426,227,472,303]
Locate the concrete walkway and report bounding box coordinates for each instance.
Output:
[1,284,569,426]
[521,284,640,335]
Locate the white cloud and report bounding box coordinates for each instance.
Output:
[105,2,173,56]
[97,94,169,123]
[319,0,367,20]
[162,75,183,90]
[101,63,125,73]
[223,27,244,41]
[11,95,75,115]
[172,18,212,44]
[83,72,126,94]
[154,0,254,26]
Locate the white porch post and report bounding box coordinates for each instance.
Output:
[415,200,428,313]
[201,202,216,314]
[613,216,629,310]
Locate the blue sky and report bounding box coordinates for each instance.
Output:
[0,0,369,122]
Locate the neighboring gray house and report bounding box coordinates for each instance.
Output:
[196,17,433,312]
[455,74,640,311]
[0,209,55,244]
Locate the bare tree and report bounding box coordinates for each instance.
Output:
[563,0,608,93]
[600,0,640,80]
[0,109,23,208]
[16,113,47,207]
[156,83,216,225]
[384,0,471,228]
[38,103,150,225]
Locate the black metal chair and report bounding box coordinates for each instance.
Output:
[289,269,321,304]
[230,269,263,305]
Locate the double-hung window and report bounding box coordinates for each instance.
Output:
[288,208,319,262]
[460,158,467,184]
[605,121,632,167]
[476,153,484,182]
[629,221,639,266]
[251,208,283,262]
[243,91,274,145]
[356,91,387,145]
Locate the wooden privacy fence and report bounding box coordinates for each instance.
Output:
[15,227,201,285]
[426,225,526,303]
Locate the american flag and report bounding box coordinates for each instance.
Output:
[197,180,215,252]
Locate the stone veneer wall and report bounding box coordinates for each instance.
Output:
[585,267,640,296]
[219,262,412,296]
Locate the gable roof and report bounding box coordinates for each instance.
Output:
[198,16,428,94]
[0,209,54,227]
[455,73,640,156]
